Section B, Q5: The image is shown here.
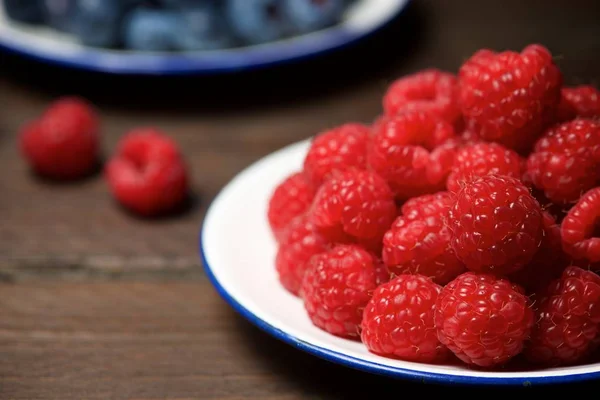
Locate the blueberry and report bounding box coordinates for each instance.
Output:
[225,0,287,45]
[175,3,233,51]
[71,0,122,48]
[282,0,344,33]
[3,0,44,24]
[123,9,180,51]
[42,0,76,32]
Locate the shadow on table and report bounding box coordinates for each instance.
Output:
[230,309,600,397]
[0,1,429,116]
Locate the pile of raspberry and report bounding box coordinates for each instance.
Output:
[267,44,600,369]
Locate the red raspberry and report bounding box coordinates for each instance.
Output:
[435,272,534,367]
[383,69,461,126]
[382,215,465,285]
[105,128,189,217]
[310,168,396,244]
[300,244,383,338]
[526,119,600,204]
[361,274,447,362]
[459,44,562,153]
[561,187,600,264]
[509,211,568,293]
[19,96,99,180]
[557,85,600,122]
[448,174,543,275]
[446,143,523,194]
[268,172,317,241]
[367,111,455,200]
[275,214,329,296]
[303,123,370,186]
[525,266,600,366]
[400,191,455,221]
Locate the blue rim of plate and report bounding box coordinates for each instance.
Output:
[199,219,600,386]
[0,0,410,75]
[199,165,600,387]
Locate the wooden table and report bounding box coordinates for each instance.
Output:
[2,1,600,398]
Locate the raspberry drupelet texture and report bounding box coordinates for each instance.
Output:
[557,85,600,122]
[361,274,448,362]
[525,266,600,366]
[526,119,600,204]
[300,244,384,338]
[268,171,317,241]
[509,211,568,293]
[448,174,544,276]
[400,191,456,221]
[383,69,461,127]
[446,142,523,194]
[367,111,456,201]
[19,96,100,180]
[104,127,189,217]
[303,123,370,186]
[310,168,396,245]
[561,187,600,264]
[459,44,562,153]
[275,214,330,296]
[435,272,534,367]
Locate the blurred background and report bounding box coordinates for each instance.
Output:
[2,0,600,398]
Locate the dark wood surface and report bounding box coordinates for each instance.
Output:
[2,1,600,398]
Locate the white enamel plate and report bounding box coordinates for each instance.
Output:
[200,139,600,386]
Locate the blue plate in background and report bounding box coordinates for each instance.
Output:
[0,0,410,75]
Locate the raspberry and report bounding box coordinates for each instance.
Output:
[557,85,600,122]
[268,172,317,241]
[367,111,456,200]
[19,97,99,180]
[448,174,543,275]
[435,272,534,367]
[275,214,329,296]
[509,211,568,293]
[446,143,523,194]
[300,244,383,338]
[400,191,455,221]
[525,266,600,366]
[361,274,447,362]
[303,123,370,186]
[382,215,465,285]
[105,128,189,217]
[310,168,396,245]
[383,69,461,126]
[561,187,600,264]
[459,44,562,153]
[526,119,600,204]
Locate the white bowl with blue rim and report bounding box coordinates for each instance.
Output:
[0,0,410,75]
[200,138,600,386]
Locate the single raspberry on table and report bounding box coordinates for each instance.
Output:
[267,171,317,241]
[383,69,461,127]
[300,244,384,338]
[526,119,600,204]
[105,127,189,217]
[435,272,534,367]
[447,174,543,276]
[509,211,568,293]
[19,96,100,180]
[557,85,600,122]
[367,111,456,201]
[400,191,455,221]
[275,214,330,296]
[303,123,370,186]
[525,266,600,366]
[310,168,396,246]
[446,142,523,194]
[459,44,562,153]
[561,187,600,265]
[361,274,448,362]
